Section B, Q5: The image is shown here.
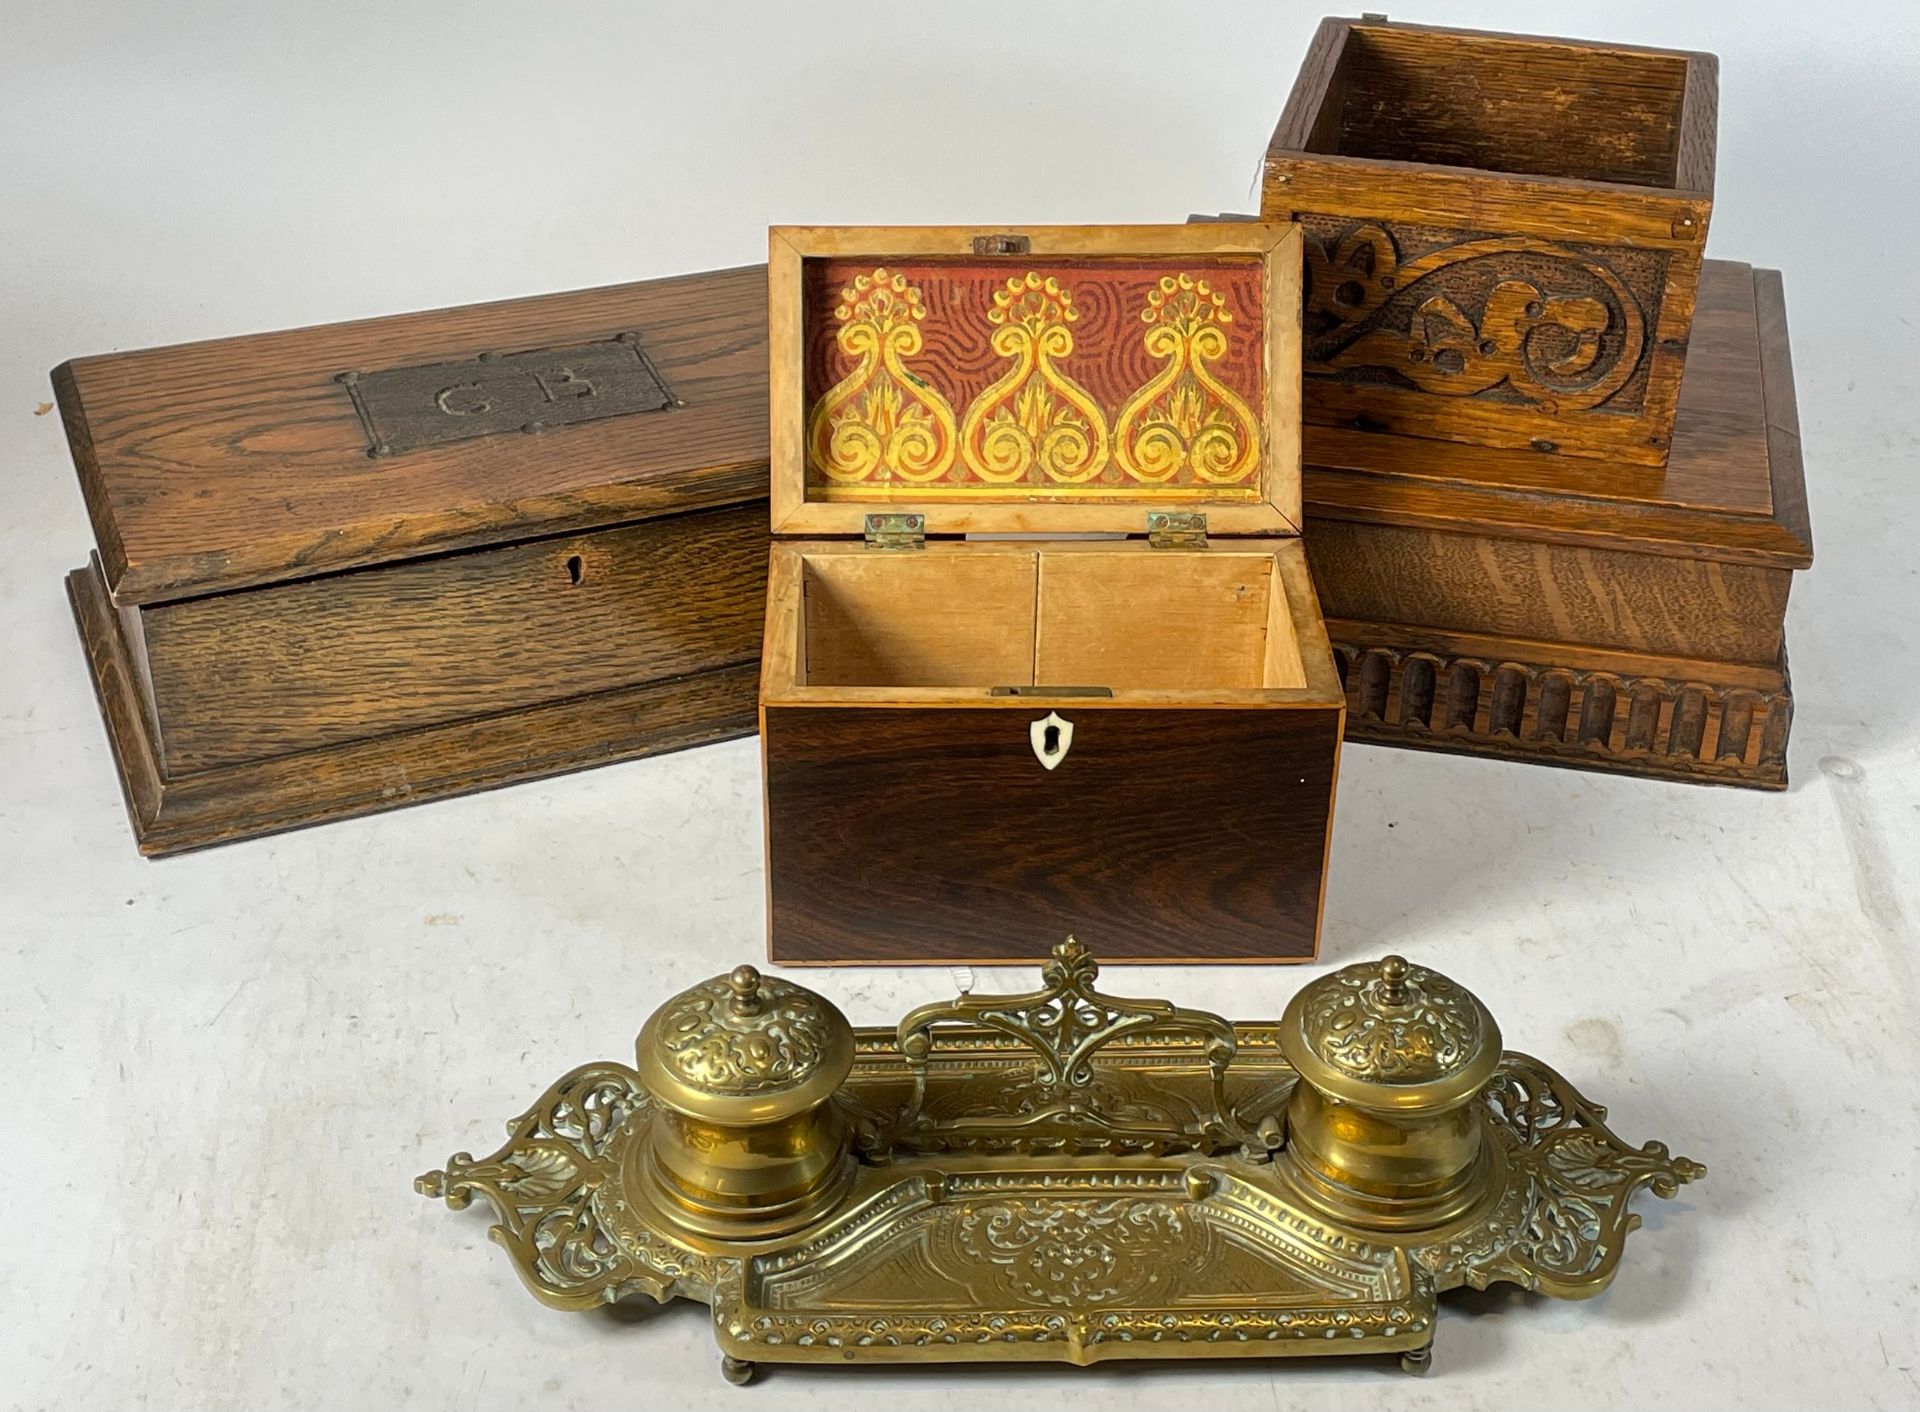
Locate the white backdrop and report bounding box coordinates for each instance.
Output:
[3,4,1917,1410]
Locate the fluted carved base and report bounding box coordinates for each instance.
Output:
[1330,624,1794,790]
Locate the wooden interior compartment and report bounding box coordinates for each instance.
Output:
[1306,23,1690,186]
[796,549,1037,688]
[760,538,1347,966]
[775,540,1309,695]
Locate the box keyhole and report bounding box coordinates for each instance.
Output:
[1029,711,1072,771]
[566,554,584,586]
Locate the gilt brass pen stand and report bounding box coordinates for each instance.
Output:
[417,941,1703,1384]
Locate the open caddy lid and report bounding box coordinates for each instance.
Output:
[767,224,1302,539]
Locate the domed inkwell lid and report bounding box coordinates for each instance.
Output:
[1279,955,1502,1112]
[636,964,855,1126]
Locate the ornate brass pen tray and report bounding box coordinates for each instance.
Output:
[417,942,1702,1384]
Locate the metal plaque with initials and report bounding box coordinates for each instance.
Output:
[338,333,676,457]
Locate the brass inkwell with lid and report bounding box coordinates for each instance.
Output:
[418,941,1703,1384]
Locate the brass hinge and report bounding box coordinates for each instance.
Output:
[1147,511,1207,549]
[864,512,926,549]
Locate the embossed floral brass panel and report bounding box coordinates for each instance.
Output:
[417,941,1702,1384]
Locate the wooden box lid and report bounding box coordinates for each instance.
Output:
[1303,260,1813,570]
[54,265,770,605]
[767,225,1302,538]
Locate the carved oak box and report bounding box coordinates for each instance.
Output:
[1263,17,1716,467]
[56,267,772,854]
[760,225,1346,966]
[1304,260,1813,789]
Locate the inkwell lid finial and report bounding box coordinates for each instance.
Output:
[636,962,855,1126]
[1279,953,1503,1112]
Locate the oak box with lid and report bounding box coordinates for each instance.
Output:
[55,267,772,854]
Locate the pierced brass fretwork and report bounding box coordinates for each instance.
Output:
[417,941,1703,1384]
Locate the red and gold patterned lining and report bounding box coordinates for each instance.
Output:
[802,257,1267,502]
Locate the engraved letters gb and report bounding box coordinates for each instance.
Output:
[339,333,674,457]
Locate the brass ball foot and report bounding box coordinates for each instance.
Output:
[720,1355,756,1387]
[1399,1341,1433,1376]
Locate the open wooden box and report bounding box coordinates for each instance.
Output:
[761,225,1345,965]
[1263,17,1717,467]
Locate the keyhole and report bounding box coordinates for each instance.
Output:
[1029,711,1072,770]
[566,554,583,586]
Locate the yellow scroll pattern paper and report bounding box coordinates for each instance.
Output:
[1113,275,1262,484]
[804,266,1264,498]
[806,269,959,485]
[957,273,1111,484]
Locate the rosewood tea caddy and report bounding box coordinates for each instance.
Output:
[758,224,1346,965]
[55,268,773,853]
[418,939,1705,1383]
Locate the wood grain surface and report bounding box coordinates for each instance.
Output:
[135,503,766,772]
[1262,17,1716,466]
[1299,265,1812,789]
[785,541,1304,692]
[56,264,771,603]
[797,550,1040,688]
[763,705,1341,964]
[1266,18,1715,236]
[759,539,1341,703]
[1306,520,1790,664]
[1303,263,1812,568]
[1314,25,1692,185]
[69,559,759,855]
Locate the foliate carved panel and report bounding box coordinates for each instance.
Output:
[1331,638,1793,789]
[1299,215,1668,423]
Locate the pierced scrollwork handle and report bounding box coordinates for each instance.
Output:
[885,937,1257,1155]
[1413,1052,1706,1300]
[416,1062,669,1310]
